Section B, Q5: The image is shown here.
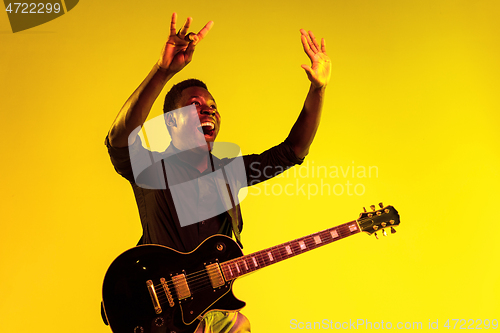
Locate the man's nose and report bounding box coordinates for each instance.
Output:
[200,109,216,116]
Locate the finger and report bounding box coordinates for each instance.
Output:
[299,28,309,42]
[321,38,327,55]
[185,40,196,63]
[170,12,177,36]
[301,34,315,59]
[308,30,320,53]
[184,32,196,42]
[178,16,192,37]
[191,34,200,46]
[301,64,316,82]
[300,29,318,57]
[196,20,214,41]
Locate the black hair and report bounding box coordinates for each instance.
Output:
[163,79,209,113]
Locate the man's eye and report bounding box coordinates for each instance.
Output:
[210,105,217,109]
[192,101,200,106]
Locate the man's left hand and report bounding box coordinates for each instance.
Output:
[300,29,331,89]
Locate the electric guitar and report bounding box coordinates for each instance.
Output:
[102,204,400,333]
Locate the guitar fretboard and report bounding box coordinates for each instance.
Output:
[220,220,361,281]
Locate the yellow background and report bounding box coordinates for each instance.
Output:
[1,0,499,331]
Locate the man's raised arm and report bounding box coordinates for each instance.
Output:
[107,13,213,148]
[287,29,332,159]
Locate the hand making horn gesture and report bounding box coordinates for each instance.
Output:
[300,29,331,89]
[157,13,214,75]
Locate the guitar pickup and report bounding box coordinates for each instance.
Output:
[172,274,191,300]
[206,263,225,288]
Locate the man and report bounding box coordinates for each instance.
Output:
[105,12,330,333]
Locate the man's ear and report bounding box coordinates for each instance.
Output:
[165,111,177,128]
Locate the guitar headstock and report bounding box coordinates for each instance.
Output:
[357,203,400,239]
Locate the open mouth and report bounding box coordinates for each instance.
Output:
[198,122,215,137]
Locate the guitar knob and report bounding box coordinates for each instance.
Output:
[391,227,397,234]
[370,205,376,211]
[382,229,387,237]
[374,232,378,239]
[378,202,384,208]
[155,317,165,327]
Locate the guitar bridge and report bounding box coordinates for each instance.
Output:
[146,280,162,314]
[160,277,175,307]
[206,263,225,288]
[172,273,191,300]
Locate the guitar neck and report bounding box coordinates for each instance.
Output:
[220,220,361,281]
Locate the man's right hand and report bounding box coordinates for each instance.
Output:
[107,13,213,148]
[157,13,213,74]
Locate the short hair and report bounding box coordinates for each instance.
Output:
[163,79,209,114]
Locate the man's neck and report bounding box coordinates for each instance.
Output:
[171,142,213,173]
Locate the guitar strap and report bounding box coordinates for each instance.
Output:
[216,158,243,249]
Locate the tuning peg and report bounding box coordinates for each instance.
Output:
[374,232,378,239]
[382,229,387,237]
[370,205,376,211]
[379,202,384,208]
[391,227,397,234]
[363,207,367,212]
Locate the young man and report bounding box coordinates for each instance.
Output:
[105,12,330,333]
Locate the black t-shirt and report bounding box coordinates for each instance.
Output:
[106,136,303,252]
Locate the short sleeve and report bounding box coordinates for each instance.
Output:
[242,139,304,186]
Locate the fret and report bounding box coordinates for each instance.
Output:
[271,246,284,262]
[221,220,361,281]
[258,250,271,266]
[252,254,261,268]
[258,251,270,266]
[234,259,245,275]
[337,225,347,236]
[319,230,331,243]
[291,240,302,254]
[245,257,254,271]
[304,236,317,250]
[241,257,251,274]
[251,256,259,268]
[242,258,249,271]
[260,251,270,266]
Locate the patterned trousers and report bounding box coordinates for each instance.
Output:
[194,311,251,333]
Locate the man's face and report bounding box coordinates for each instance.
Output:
[167,86,220,149]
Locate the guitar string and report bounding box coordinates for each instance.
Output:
[156,236,341,303]
[157,216,396,304]
[155,232,355,305]
[153,225,355,293]
[153,227,356,304]
[152,214,388,290]
[153,235,332,293]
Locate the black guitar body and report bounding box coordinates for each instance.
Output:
[102,206,401,332]
[102,235,246,333]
